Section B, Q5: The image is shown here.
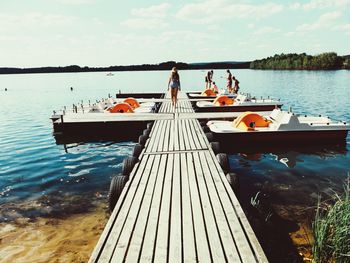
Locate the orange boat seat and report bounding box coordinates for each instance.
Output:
[213,95,234,106]
[201,89,216,97]
[232,112,271,131]
[108,103,134,113]
[123,97,140,109]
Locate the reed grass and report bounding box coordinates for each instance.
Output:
[312,180,350,263]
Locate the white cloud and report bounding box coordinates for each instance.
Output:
[332,23,350,30]
[55,0,95,4]
[296,11,341,31]
[120,18,167,29]
[131,3,170,18]
[0,13,75,30]
[290,0,350,10]
[332,23,350,34]
[176,0,283,24]
[253,26,280,35]
[121,3,170,29]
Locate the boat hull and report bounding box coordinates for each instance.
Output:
[195,104,282,112]
[211,129,349,149]
[53,121,149,144]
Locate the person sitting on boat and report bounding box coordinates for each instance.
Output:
[226,69,233,93]
[168,67,181,107]
[212,82,219,93]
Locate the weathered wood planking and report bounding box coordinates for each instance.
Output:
[89,91,268,263]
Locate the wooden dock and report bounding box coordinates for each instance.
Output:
[89,92,268,262]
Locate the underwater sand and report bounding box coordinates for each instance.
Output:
[0,195,108,263]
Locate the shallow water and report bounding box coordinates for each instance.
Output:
[0,70,349,262]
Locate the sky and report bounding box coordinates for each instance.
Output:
[0,0,349,67]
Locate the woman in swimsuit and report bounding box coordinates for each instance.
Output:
[168,67,181,107]
[226,69,233,93]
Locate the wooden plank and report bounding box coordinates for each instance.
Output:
[96,155,154,262]
[124,155,162,262]
[179,120,191,150]
[157,120,167,152]
[193,119,208,149]
[153,154,174,262]
[145,120,161,153]
[204,150,267,262]
[168,119,175,151]
[184,119,197,150]
[89,162,140,262]
[139,154,168,262]
[186,152,212,262]
[198,151,241,262]
[148,120,163,153]
[174,119,179,151]
[180,153,197,262]
[162,120,171,152]
[110,154,158,262]
[188,119,204,150]
[169,153,182,263]
[192,151,226,262]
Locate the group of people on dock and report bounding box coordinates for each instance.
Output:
[205,69,240,94]
[167,67,240,108]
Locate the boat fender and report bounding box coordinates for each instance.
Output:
[205,132,214,142]
[216,153,230,172]
[226,172,239,193]
[202,125,210,133]
[210,142,220,155]
[143,128,151,137]
[132,144,143,159]
[122,156,138,176]
[139,134,148,146]
[147,122,154,130]
[108,175,128,212]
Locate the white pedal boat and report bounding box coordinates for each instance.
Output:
[187,89,237,99]
[195,94,282,112]
[206,109,349,145]
[89,97,156,113]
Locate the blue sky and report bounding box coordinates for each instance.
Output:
[0,0,349,67]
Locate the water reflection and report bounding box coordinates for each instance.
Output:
[229,142,347,168]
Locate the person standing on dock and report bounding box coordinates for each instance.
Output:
[226,69,233,93]
[233,76,240,94]
[168,67,181,107]
[205,70,213,89]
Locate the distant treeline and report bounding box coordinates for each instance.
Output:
[250,52,350,70]
[0,61,250,75]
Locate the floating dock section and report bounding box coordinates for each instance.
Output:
[89,92,268,262]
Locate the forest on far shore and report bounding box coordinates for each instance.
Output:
[250,52,350,70]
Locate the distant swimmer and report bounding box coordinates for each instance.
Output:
[70,87,73,91]
[5,88,7,91]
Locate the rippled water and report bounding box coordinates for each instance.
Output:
[0,70,349,224]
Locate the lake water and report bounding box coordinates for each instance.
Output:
[0,69,349,261]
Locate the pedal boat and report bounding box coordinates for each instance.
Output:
[195,94,282,112]
[206,109,349,146]
[89,97,156,113]
[187,89,237,100]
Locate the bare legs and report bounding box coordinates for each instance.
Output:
[170,88,179,107]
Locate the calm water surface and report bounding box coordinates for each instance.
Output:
[0,69,349,259]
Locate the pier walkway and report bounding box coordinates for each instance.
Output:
[89,92,268,262]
